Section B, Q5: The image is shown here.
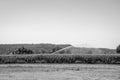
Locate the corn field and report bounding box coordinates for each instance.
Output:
[0,54,120,64]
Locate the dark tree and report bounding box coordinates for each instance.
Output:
[116,45,120,53]
[13,47,34,54]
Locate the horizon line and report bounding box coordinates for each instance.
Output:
[0,43,116,49]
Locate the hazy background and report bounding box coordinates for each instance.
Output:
[0,0,120,49]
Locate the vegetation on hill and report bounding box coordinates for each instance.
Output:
[12,47,34,54]
[0,44,71,55]
[0,43,117,55]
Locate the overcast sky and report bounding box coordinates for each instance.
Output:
[0,0,120,49]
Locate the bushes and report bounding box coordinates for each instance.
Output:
[13,47,34,54]
[0,54,120,64]
[116,45,120,53]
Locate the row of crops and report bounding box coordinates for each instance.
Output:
[0,54,120,64]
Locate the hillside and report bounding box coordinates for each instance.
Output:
[68,47,116,54]
[0,44,117,55]
[0,44,71,55]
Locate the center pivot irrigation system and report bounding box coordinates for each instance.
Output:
[52,46,73,54]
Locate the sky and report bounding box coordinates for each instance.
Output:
[0,0,120,49]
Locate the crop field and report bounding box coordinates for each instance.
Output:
[1,54,120,64]
[0,64,120,80]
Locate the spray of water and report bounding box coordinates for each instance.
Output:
[52,44,103,54]
[52,46,73,54]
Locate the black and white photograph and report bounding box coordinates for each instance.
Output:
[0,0,120,80]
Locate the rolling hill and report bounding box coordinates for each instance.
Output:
[0,44,117,55]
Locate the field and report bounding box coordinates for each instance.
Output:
[0,64,120,80]
[1,54,120,64]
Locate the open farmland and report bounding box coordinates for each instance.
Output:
[0,64,120,80]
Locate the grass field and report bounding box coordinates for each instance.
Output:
[0,64,120,80]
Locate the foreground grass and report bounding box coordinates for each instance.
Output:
[0,64,120,80]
